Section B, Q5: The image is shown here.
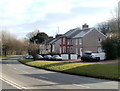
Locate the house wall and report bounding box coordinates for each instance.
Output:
[72,38,83,55]
[54,39,61,53]
[82,29,106,53]
[60,37,73,54]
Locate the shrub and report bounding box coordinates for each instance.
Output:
[101,36,120,60]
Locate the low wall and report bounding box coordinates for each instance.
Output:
[61,54,68,60]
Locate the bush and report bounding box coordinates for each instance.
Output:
[101,36,120,60]
[48,52,60,56]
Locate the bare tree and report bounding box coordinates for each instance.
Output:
[1,30,27,56]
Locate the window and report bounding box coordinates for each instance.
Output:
[60,47,61,53]
[98,47,102,52]
[75,39,78,45]
[67,40,70,45]
[70,39,73,44]
[70,47,73,53]
[76,48,78,54]
[79,39,82,45]
[98,38,102,42]
[63,46,66,53]
[80,48,83,56]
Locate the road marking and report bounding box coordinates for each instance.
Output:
[6,64,29,74]
[39,76,49,79]
[22,71,29,74]
[0,75,27,90]
[72,84,90,88]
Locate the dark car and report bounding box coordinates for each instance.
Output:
[44,55,52,60]
[81,51,93,61]
[51,55,62,61]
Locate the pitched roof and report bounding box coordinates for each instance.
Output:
[62,27,93,38]
[63,28,82,38]
[73,28,92,38]
[42,38,55,44]
[48,37,60,44]
[43,36,61,44]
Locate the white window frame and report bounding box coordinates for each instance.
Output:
[79,38,82,45]
[75,39,78,45]
[67,40,70,45]
[80,48,83,56]
[60,47,61,53]
[98,47,102,52]
[76,48,78,54]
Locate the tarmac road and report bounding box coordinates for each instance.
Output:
[0,56,119,90]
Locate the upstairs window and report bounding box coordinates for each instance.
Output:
[75,39,78,45]
[98,38,102,42]
[79,39,82,45]
[67,40,70,45]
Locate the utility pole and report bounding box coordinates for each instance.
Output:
[58,26,60,34]
[118,1,120,34]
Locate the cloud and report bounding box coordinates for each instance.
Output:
[0,0,118,39]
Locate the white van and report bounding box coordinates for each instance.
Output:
[91,52,106,61]
[81,51,106,61]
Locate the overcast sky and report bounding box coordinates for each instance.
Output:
[0,0,119,39]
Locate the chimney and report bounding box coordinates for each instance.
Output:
[48,36,53,39]
[82,23,89,29]
[55,34,63,38]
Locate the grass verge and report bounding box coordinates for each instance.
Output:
[1,55,23,57]
[19,59,119,81]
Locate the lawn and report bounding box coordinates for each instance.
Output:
[19,59,119,81]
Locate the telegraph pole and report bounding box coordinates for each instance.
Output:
[118,1,120,34]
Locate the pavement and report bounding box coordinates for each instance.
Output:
[0,56,119,90]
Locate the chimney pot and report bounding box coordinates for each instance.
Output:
[82,23,89,29]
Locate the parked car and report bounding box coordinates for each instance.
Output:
[25,55,33,59]
[81,51,106,62]
[36,54,43,60]
[51,55,62,61]
[44,55,52,60]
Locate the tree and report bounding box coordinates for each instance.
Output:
[27,43,39,61]
[101,36,119,59]
[26,30,48,60]
[29,32,48,44]
[1,30,27,56]
[97,3,120,60]
[1,30,14,56]
[96,22,110,35]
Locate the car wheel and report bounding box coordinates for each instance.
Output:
[96,57,100,61]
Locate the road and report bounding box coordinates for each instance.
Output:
[0,56,119,90]
[1,79,17,89]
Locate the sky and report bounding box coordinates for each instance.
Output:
[0,0,119,39]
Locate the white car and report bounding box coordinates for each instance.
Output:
[25,55,33,59]
[51,55,62,61]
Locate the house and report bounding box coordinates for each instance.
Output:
[60,24,106,55]
[41,35,62,54]
[43,24,106,55]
